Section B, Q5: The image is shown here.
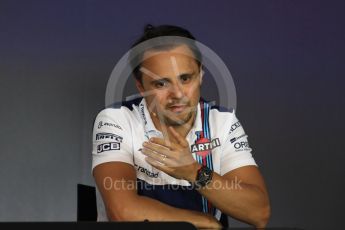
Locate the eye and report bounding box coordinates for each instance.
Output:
[154,80,168,88]
[180,74,192,83]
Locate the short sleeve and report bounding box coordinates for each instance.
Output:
[92,108,134,172]
[220,112,257,176]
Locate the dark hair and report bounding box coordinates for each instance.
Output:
[129,24,202,82]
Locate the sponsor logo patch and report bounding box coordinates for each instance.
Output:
[134,164,159,178]
[230,134,246,143]
[233,141,251,152]
[98,121,122,130]
[139,103,147,125]
[97,142,120,153]
[96,132,123,142]
[229,121,241,134]
[191,137,221,157]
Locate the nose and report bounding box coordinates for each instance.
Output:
[169,81,184,99]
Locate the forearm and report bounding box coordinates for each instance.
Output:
[108,194,221,229]
[141,129,270,227]
[193,171,270,228]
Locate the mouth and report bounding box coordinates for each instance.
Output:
[167,104,188,113]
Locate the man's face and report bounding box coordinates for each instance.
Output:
[137,44,202,127]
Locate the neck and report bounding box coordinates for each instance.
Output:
[150,111,196,139]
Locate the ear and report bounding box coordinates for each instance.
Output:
[135,79,145,97]
[199,66,204,85]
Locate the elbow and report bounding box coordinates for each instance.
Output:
[253,204,271,229]
[107,198,143,221]
[107,204,133,221]
[107,205,125,221]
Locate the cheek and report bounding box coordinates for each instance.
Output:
[184,83,200,98]
[149,90,169,106]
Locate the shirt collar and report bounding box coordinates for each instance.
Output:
[193,102,203,132]
[139,98,203,136]
[139,98,157,133]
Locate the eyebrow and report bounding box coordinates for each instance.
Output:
[150,77,171,85]
[149,71,196,83]
[179,72,195,78]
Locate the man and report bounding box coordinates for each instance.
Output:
[92,24,270,229]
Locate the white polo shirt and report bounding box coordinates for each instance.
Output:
[92,97,257,221]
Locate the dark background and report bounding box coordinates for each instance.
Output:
[0,0,344,228]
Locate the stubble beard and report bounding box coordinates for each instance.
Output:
[159,104,197,127]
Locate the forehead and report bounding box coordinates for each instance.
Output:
[141,45,199,76]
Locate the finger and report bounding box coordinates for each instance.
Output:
[160,126,171,145]
[141,147,173,165]
[145,156,169,171]
[148,138,178,151]
[143,141,175,158]
[145,156,175,176]
[168,126,189,148]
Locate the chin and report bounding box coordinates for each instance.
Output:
[166,114,192,126]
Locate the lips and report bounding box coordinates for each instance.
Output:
[168,104,187,113]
